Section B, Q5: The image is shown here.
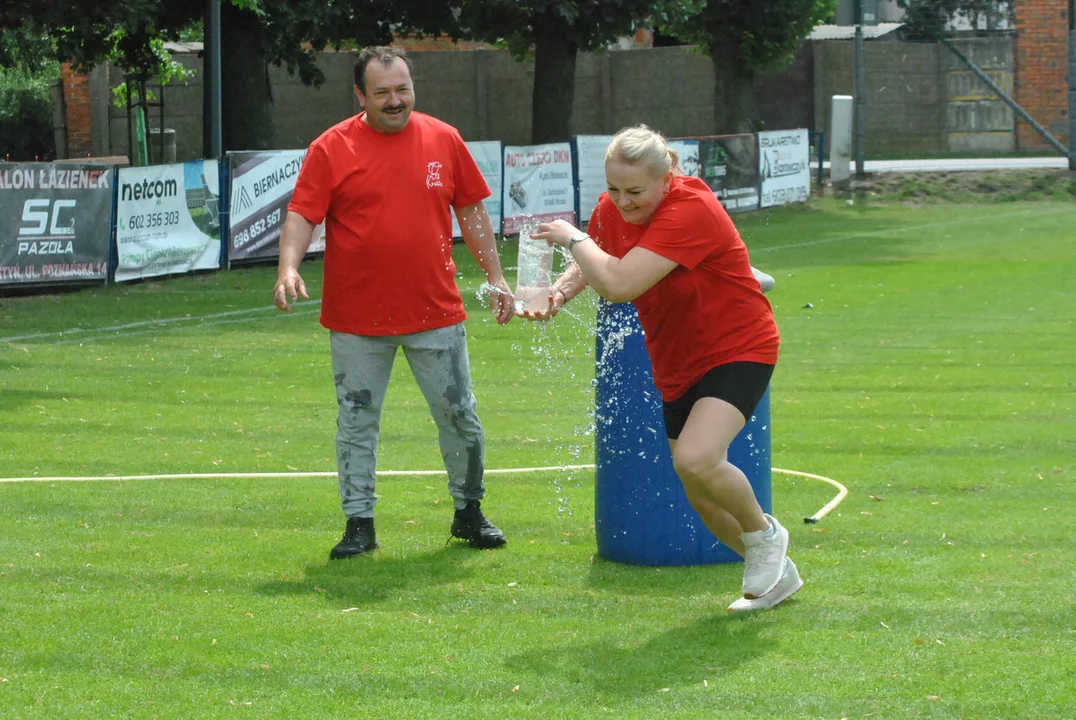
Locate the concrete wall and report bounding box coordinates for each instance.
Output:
[94,39,1014,162]
[813,37,1015,156]
[106,56,205,161]
[815,40,945,156]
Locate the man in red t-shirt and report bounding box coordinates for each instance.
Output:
[273,46,515,559]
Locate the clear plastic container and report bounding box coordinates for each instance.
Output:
[514,219,553,315]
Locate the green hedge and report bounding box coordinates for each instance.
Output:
[0,68,57,161]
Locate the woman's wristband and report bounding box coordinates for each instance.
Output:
[567,233,589,251]
[551,286,568,305]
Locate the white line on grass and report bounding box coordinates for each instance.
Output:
[39,308,321,347]
[0,300,322,344]
[0,464,848,524]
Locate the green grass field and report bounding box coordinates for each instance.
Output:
[1,198,1073,718]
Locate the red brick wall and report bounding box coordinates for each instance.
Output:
[1013,0,1070,151]
[62,64,93,158]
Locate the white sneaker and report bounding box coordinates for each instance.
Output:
[741,514,789,598]
[728,558,803,612]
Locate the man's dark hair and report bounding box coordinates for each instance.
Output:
[354,46,413,93]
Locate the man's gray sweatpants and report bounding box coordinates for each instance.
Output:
[330,323,485,518]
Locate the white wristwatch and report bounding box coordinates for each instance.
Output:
[567,233,589,250]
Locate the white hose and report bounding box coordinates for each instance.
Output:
[772,467,849,523]
[0,463,846,523]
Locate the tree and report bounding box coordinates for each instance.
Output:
[5,1,457,154]
[664,1,836,134]
[0,18,61,160]
[0,18,58,74]
[456,1,697,144]
[4,2,256,151]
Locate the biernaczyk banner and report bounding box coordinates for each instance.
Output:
[0,163,113,287]
[452,141,503,238]
[115,161,222,282]
[698,134,760,212]
[227,150,327,262]
[501,143,576,234]
[758,129,810,208]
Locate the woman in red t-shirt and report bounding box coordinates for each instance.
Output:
[527,125,802,611]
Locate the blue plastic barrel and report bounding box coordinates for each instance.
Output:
[594,300,772,566]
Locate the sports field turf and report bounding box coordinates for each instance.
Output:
[1,198,1073,718]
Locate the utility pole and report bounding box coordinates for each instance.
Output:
[853,0,868,179]
[1069,0,1075,170]
[207,0,223,158]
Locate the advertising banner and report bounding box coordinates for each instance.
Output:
[452,141,503,238]
[227,150,308,262]
[574,135,613,225]
[576,136,700,225]
[501,143,576,234]
[0,163,113,287]
[698,135,760,212]
[230,142,499,258]
[758,129,811,208]
[115,161,222,282]
[669,139,701,180]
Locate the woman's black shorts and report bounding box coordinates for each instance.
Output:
[662,362,774,440]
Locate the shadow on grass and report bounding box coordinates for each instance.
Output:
[505,610,766,698]
[0,388,83,410]
[585,556,743,598]
[254,544,480,605]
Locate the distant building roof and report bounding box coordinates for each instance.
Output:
[808,22,903,41]
[164,41,203,53]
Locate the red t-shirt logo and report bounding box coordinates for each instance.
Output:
[425,161,443,189]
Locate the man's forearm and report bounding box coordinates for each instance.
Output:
[457,203,503,281]
[278,211,317,272]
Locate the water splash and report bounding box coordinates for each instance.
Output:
[503,276,607,518]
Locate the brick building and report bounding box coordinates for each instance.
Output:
[1013,0,1071,150]
[61,64,94,158]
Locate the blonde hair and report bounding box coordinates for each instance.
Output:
[605,124,681,178]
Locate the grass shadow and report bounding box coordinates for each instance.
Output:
[505,611,767,699]
[254,544,480,605]
[585,555,743,598]
[0,388,84,410]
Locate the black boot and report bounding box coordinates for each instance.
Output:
[329,516,379,559]
[450,501,506,549]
